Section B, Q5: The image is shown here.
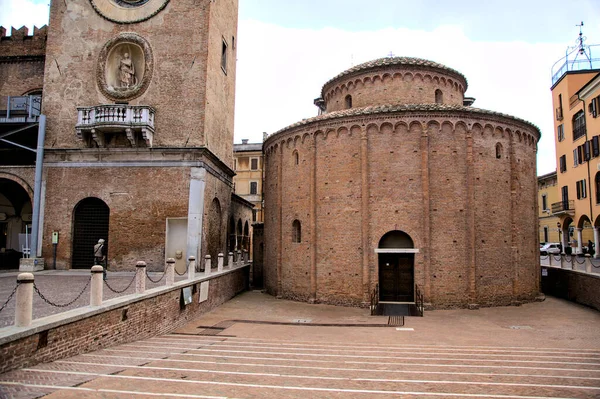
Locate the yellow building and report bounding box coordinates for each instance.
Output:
[538,171,561,244]
[233,139,263,223]
[551,32,600,254]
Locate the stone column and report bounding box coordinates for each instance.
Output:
[136,261,146,294]
[594,227,600,259]
[204,255,211,275]
[218,253,224,272]
[576,228,583,255]
[188,256,196,280]
[90,265,104,306]
[237,250,242,266]
[243,249,248,264]
[561,227,568,254]
[15,273,34,327]
[166,258,175,286]
[228,252,234,268]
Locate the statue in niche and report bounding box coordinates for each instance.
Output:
[119,52,137,88]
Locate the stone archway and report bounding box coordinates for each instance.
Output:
[72,198,110,269]
[376,230,417,303]
[0,177,33,269]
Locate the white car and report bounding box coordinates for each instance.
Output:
[540,243,561,255]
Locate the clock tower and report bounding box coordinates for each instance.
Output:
[39,0,240,270]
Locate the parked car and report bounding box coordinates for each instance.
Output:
[540,243,561,255]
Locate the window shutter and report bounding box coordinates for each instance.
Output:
[577,181,581,199]
[574,149,578,167]
[584,180,588,198]
[593,136,600,157]
[584,141,591,161]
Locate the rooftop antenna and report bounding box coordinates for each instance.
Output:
[571,21,591,65]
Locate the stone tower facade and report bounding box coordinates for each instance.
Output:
[263,57,541,309]
[36,0,241,270]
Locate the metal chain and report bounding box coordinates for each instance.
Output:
[552,255,563,262]
[589,258,600,268]
[175,264,188,276]
[0,284,18,313]
[539,255,549,260]
[574,256,587,264]
[146,270,165,283]
[104,273,136,294]
[33,277,91,308]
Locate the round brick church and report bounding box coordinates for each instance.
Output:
[263,57,541,309]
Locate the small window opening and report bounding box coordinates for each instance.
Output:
[495,143,503,159]
[251,158,258,170]
[250,181,258,195]
[293,151,299,165]
[292,220,301,243]
[345,95,352,109]
[435,89,443,104]
[221,38,228,73]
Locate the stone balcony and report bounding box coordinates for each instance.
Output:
[76,104,155,148]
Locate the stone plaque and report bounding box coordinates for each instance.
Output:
[182,286,193,306]
[199,281,209,303]
[89,0,170,24]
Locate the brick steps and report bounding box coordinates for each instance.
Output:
[2,333,599,399]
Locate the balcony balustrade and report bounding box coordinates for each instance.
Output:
[551,200,575,216]
[76,104,155,148]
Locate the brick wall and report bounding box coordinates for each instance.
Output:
[541,267,600,311]
[0,265,249,374]
[264,110,540,309]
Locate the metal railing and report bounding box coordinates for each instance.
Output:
[2,95,42,120]
[415,284,424,317]
[370,283,380,316]
[551,44,600,85]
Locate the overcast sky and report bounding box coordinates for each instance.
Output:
[1,0,600,175]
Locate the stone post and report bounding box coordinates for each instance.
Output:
[586,258,592,274]
[243,249,248,263]
[218,253,224,272]
[90,265,104,307]
[237,250,242,266]
[188,256,196,280]
[136,261,146,294]
[15,273,34,327]
[594,227,600,259]
[228,252,234,268]
[204,255,211,275]
[166,258,175,286]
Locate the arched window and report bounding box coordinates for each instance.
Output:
[495,143,503,159]
[292,220,301,243]
[345,95,352,109]
[595,172,600,205]
[573,110,586,140]
[435,89,443,104]
[293,150,299,165]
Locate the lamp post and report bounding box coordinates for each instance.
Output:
[557,222,562,253]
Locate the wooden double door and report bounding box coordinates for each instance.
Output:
[379,253,414,302]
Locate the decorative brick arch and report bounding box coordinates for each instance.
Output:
[0,172,34,200]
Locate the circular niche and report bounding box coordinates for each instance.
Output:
[89,0,169,24]
[97,33,153,101]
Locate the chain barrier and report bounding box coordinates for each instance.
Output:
[0,284,18,313]
[146,270,166,284]
[539,255,549,260]
[175,262,189,276]
[589,258,600,268]
[33,276,91,308]
[574,256,587,264]
[552,255,563,262]
[104,274,136,294]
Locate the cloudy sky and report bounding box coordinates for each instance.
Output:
[1,0,600,175]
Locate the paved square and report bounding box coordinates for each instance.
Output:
[1,292,599,398]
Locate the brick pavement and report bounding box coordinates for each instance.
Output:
[0,270,189,328]
[0,291,599,398]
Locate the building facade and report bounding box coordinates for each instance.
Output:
[233,139,263,223]
[551,38,600,255]
[263,57,541,309]
[0,0,252,271]
[538,171,561,244]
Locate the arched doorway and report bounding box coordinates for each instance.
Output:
[0,178,33,269]
[72,198,109,269]
[377,230,416,303]
[206,198,222,263]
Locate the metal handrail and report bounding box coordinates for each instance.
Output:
[370,283,379,316]
[415,284,424,317]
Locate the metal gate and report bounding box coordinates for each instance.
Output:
[72,198,109,269]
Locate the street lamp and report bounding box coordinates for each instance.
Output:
[557,222,562,252]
